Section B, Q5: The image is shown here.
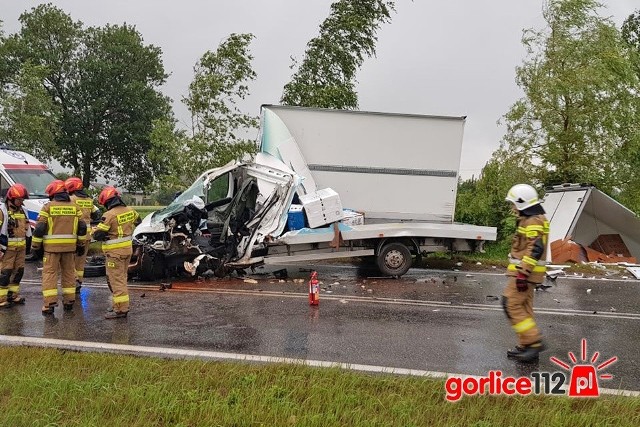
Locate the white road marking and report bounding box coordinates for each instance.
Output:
[18,280,640,321]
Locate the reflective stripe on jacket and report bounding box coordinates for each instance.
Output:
[35,201,84,253]
[506,214,550,284]
[98,206,139,256]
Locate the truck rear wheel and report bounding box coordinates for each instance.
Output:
[376,242,412,277]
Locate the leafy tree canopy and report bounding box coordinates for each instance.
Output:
[501,0,639,194]
[281,0,395,109]
[0,4,173,190]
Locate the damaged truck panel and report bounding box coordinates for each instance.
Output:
[541,184,640,262]
[130,106,497,280]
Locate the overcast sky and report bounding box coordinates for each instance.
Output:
[1,0,637,179]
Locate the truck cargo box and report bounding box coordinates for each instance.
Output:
[260,105,465,223]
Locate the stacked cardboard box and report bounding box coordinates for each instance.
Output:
[299,188,344,228]
[340,209,365,226]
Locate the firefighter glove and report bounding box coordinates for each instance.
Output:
[516,272,529,292]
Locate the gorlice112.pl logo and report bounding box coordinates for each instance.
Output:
[549,338,617,397]
[444,338,618,401]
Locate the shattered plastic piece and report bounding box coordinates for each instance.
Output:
[625,267,640,279]
[492,266,497,269]
[367,289,373,293]
[476,262,482,265]
[243,279,258,284]
[339,299,348,304]
[465,274,473,278]
[587,289,592,294]
[433,309,440,312]
[553,298,560,303]
[610,307,617,312]
[456,262,463,267]
[546,270,565,279]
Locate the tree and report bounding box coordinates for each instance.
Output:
[622,10,640,77]
[501,0,640,194]
[618,10,640,213]
[0,4,173,190]
[181,33,258,181]
[455,148,535,241]
[281,0,395,109]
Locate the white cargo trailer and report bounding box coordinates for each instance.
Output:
[541,183,640,261]
[131,106,497,279]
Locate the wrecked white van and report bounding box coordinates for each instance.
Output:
[130,106,497,279]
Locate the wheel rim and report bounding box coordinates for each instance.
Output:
[384,249,405,269]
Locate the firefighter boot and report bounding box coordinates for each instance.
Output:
[41,302,57,315]
[104,309,128,319]
[63,302,74,312]
[513,341,547,362]
[75,279,82,294]
[507,345,525,358]
[8,292,25,304]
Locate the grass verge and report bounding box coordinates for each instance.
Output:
[0,347,638,426]
[134,205,162,220]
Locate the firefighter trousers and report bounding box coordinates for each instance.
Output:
[74,243,90,283]
[502,277,542,346]
[0,249,26,304]
[42,252,76,307]
[106,253,130,313]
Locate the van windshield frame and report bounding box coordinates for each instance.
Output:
[5,167,58,198]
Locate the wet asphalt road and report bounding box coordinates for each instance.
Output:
[1,261,639,391]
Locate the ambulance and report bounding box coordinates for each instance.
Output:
[0,145,58,227]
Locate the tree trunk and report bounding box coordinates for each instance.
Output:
[82,155,92,189]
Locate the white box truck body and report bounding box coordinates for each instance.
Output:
[260,105,463,223]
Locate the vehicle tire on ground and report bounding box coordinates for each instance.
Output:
[376,242,413,277]
[84,255,106,277]
[137,248,166,281]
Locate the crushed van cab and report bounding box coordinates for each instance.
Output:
[129,153,300,280]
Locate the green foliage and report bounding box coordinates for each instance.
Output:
[0,4,173,191]
[464,0,640,238]
[622,9,640,77]
[1,347,639,427]
[455,148,533,240]
[181,33,258,181]
[281,0,395,109]
[501,0,640,194]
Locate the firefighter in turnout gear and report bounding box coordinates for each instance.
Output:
[32,180,87,315]
[0,184,32,307]
[503,184,549,362]
[93,186,140,319]
[65,177,101,293]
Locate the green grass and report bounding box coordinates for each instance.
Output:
[0,347,638,426]
[134,205,163,220]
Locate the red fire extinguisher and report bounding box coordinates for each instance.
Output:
[309,271,319,306]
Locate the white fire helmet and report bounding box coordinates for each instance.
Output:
[505,184,539,211]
